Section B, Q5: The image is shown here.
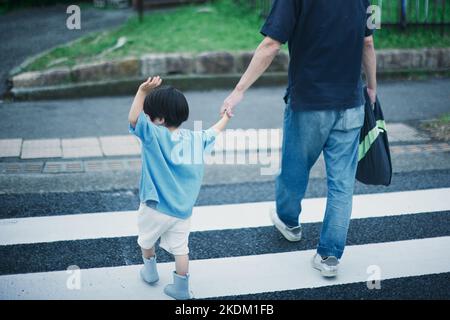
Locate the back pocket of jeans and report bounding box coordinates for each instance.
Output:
[342,105,365,130]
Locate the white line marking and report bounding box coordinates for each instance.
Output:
[1,237,449,299]
[0,188,449,246]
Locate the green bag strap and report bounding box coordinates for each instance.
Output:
[358,120,387,161]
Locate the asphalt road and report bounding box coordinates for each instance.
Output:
[0,169,449,299]
[1,168,449,218]
[216,273,450,299]
[0,76,449,299]
[0,5,132,95]
[0,78,449,139]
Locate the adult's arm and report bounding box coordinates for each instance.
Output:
[220,36,281,116]
[362,35,377,104]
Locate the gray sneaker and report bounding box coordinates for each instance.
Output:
[312,253,339,278]
[270,208,302,242]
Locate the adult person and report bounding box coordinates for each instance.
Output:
[220,0,377,277]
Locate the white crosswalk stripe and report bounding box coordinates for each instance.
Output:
[1,237,449,299]
[0,188,449,299]
[1,188,449,246]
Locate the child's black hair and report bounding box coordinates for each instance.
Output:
[143,86,189,128]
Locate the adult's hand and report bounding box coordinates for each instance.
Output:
[220,89,244,117]
[367,87,376,105]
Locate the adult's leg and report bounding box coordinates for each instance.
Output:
[317,106,364,259]
[275,106,335,227]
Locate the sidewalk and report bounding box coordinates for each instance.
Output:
[0,122,437,159]
[0,123,448,175]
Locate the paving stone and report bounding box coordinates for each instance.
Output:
[439,48,450,69]
[0,139,22,157]
[64,161,84,173]
[12,68,71,88]
[140,54,167,76]
[387,123,429,143]
[71,58,140,82]
[3,163,21,174]
[43,161,85,173]
[99,135,140,156]
[62,147,103,158]
[23,162,44,173]
[105,160,125,171]
[84,159,131,172]
[43,162,63,174]
[84,160,107,172]
[62,138,102,158]
[0,162,42,174]
[195,52,235,74]
[21,139,62,159]
[165,53,195,74]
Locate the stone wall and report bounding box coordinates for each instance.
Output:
[10,48,450,89]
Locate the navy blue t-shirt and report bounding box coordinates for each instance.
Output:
[261,0,374,111]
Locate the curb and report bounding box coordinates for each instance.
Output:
[5,47,450,100]
[7,69,450,101]
[1,142,449,175]
[8,73,288,101]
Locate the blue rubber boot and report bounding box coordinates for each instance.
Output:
[164,272,193,300]
[140,256,159,285]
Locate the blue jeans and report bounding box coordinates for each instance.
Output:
[275,103,365,259]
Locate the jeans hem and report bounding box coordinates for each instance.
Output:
[317,245,344,260]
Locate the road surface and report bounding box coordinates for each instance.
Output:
[0,80,449,300]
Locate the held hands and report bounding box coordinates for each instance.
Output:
[139,76,162,94]
[220,89,244,117]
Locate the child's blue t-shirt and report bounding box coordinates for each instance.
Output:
[129,111,217,219]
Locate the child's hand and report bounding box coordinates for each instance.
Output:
[139,76,162,94]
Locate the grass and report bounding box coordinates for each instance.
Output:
[433,113,450,125]
[23,0,450,72]
[375,27,450,48]
[422,113,450,142]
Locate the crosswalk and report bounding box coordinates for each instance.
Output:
[0,187,449,300]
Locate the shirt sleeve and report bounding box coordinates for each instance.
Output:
[202,127,218,150]
[128,111,155,143]
[364,0,375,37]
[260,0,301,44]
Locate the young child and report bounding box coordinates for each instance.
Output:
[128,76,230,300]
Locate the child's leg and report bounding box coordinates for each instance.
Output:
[161,217,192,299]
[140,245,159,284]
[137,203,167,285]
[165,254,191,300]
[174,254,189,276]
[141,246,156,259]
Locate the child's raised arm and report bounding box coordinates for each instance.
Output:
[210,113,230,134]
[128,76,162,128]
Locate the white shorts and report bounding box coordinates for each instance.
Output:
[137,203,191,256]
